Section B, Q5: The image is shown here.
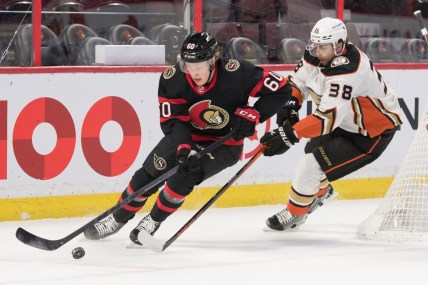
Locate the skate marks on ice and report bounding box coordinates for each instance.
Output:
[3,201,428,285]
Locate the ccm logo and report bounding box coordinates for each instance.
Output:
[235,109,260,122]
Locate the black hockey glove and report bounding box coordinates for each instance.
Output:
[276,96,300,126]
[231,106,260,141]
[176,144,201,176]
[260,123,299,157]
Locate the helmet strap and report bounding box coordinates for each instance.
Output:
[205,58,216,84]
[334,40,346,56]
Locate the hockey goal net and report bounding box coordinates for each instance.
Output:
[357,101,428,242]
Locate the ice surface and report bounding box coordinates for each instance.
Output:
[1,199,427,285]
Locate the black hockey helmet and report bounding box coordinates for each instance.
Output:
[180,32,218,63]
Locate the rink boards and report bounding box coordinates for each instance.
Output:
[0,66,426,221]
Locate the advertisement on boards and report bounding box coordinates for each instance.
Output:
[0,69,426,199]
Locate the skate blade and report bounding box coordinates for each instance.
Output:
[262,224,302,232]
[327,191,339,201]
[126,242,144,249]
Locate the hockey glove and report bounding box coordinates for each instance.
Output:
[231,106,260,141]
[276,96,300,126]
[260,123,299,157]
[176,144,201,176]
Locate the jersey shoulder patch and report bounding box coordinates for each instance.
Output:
[322,44,361,76]
[331,56,349,67]
[225,59,240,72]
[163,66,176,79]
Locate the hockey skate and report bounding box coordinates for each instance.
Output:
[308,184,337,214]
[265,208,308,231]
[129,214,161,245]
[84,214,125,240]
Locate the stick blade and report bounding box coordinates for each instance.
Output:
[16,227,64,251]
[137,231,165,253]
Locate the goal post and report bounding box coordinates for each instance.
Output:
[357,100,428,242]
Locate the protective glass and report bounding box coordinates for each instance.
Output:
[179,59,212,74]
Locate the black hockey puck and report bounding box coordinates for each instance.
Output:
[72,247,85,259]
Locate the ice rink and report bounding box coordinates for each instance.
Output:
[1,199,427,285]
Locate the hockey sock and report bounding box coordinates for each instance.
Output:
[114,183,148,223]
[317,185,330,197]
[317,179,330,197]
[287,186,316,216]
[150,183,186,222]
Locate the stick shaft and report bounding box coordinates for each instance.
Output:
[414,10,428,43]
[161,144,267,251]
[16,132,234,251]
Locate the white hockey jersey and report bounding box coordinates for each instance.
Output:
[291,43,402,139]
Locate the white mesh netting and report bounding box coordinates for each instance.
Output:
[357,101,428,242]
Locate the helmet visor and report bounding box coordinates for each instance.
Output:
[179,58,212,75]
[307,40,333,57]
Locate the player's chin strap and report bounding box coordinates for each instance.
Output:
[205,59,217,85]
[138,143,269,252]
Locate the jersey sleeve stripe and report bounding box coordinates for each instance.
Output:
[293,115,323,139]
[158,96,188,104]
[248,76,265,97]
[313,108,336,135]
[351,99,367,136]
[160,115,190,123]
[293,108,336,139]
[370,97,403,126]
[248,70,288,98]
[353,97,402,138]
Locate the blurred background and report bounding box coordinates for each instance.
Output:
[0,0,427,66]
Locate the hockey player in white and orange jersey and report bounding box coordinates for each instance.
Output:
[261,17,403,231]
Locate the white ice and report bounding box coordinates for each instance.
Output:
[1,199,427,285]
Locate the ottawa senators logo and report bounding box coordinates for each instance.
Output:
[163,66,176,79]
[153,153,167,170]
[189,100,229,130]
[225,59,240,72]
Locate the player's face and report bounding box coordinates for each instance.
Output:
[308,41,344,65]
[185,59,213,86]
[311,43,335,65]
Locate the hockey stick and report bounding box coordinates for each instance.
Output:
[414,10,428,44]
[0,4,32,64]
[138,143,268,252]
[15,132,235,251]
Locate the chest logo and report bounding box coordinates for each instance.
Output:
[163,66,176,79]
[189,100,229,130]
[331,56,349,67]
[225,59,240,72]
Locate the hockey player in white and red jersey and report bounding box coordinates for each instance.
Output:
[261,17,403,231]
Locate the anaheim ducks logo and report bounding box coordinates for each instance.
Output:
[153,153,167,170]
[225,59,240,72]
[331,56,349,67]
[189,100,229,130]
[163,66,176,79]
